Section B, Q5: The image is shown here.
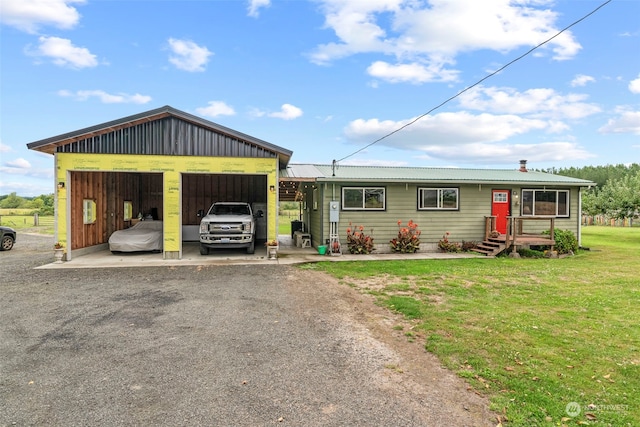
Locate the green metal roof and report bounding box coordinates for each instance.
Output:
[283,164,595,187]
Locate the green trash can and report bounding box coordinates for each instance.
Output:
[317,245,327,255]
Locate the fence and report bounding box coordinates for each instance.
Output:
[582,215,635,227]
[0,214,54,228]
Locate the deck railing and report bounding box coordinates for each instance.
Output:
[484,216,555,254]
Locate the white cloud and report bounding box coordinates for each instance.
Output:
[267,104,303,120]
[367,60,458,84]
[598,109,640,135]
[415,141,594,164]
[0,142,12,153]
[248,0,270,18]
[571,74,595,87]
[458,85,601,120]
[340,102,601,164]
[0,157,53,181]
[0,0,84,34]
[58,89,151,104]
[344,111,549,149]
[629,74,640,94]
[310,0,581,83]
[28,36,97,68]
[0,179,54,197]
[196,101,236,118]
[5,158,31,169]
[167,38,212,72]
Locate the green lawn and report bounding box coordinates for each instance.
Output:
[303,226,639,426]
[0,214,54,235]
[278,209,299,235]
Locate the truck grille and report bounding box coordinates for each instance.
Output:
[208,223,244,233]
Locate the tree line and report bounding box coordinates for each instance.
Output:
[0,192,55,215]
[549,164,640,221]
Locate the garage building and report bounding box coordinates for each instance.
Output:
[27,105,292,260]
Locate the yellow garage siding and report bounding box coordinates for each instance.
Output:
[56,153,278,258]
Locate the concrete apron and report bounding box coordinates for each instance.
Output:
[36,238,479,269]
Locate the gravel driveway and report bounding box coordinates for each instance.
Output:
[1,234,494,426]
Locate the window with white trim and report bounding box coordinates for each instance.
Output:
[493,192,508,203]
[418,188,459,210]
[83,199,96,224]
[521,189,569,217]
[342,187,385,210]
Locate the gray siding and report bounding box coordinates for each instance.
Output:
[57,117,278,160]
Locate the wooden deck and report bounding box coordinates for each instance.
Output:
[472,216,555,256]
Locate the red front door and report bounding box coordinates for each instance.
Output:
[491,190,511,234]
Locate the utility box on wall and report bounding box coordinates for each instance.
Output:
[329,201,339,222]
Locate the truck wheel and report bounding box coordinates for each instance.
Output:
[246,240,255,254]
[200,244,209,255]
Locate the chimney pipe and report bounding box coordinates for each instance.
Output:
[519,160,528,172]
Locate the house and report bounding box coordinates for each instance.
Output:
[27,104,595,260]
[282,161,595,255]
[27,105,292,260]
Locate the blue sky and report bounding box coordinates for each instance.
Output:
[1,0,639,197]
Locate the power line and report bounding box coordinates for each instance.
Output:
[335,0,612,165]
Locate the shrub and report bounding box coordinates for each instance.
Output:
[346,223,375,254]
[461,241,478,252]
[437,232,461,253]
[543,228,578,254]
[518,248,545,258]
[390,220,421,253]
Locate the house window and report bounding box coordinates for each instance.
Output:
[342,187,385,210]
[418,188,459,210]
[83,199,96,224]
[493,192,508,203]
[124,201,133,221]
[521,189,569,217]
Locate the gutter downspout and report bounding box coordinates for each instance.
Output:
[578,187,583,247]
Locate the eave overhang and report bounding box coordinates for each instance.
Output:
[26,105,293,169]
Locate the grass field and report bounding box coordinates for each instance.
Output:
[0,213,54,235]
[279,209,300,235]
[303,226,639,426]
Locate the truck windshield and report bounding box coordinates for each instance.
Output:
[211,205,250,215]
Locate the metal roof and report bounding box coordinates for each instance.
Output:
[26,105,293,168]
[283,164,595,186]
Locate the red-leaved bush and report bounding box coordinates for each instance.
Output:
[390,220,421,253]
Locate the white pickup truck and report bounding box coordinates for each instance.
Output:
[199,202,263,255]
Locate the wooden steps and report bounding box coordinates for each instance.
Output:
[471,238,506,256]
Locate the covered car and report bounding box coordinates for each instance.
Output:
[109,221,163,253]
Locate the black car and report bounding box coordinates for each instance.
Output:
[0,226,16,251]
